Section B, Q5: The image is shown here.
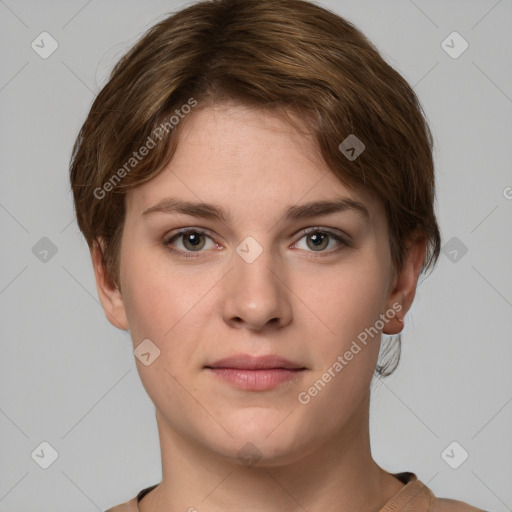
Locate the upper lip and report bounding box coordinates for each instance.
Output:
[205,354,306,370]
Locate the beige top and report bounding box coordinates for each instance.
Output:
[105,472,486,511]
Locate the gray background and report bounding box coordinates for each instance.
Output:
[1,0,511,510]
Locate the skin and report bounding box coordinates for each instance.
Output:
[92,103,427,511]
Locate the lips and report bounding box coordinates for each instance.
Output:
[205,354,306,370]
[205,354,306,391]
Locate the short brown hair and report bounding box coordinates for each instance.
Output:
[69,0,441,375]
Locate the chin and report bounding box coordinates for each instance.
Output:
[204,424,310,468]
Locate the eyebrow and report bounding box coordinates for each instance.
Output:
[142,196,370,223]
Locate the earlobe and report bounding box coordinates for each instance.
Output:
[90,240,130,331]
[383,234,428,335]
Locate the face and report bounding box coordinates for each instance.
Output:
[98,104,413,466]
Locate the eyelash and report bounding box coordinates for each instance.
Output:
[162,227,352,260]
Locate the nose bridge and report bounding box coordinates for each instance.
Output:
[222,235,291,330]
[233,234,282,302]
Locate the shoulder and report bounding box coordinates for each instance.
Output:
[382,472,487,512]
[423,479,487,511]
[431,496,488,511]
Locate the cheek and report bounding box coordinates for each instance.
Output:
[120,249,177,340]
[294,251,390,401]
[120,247,220,344]
[119,252,202,402]
[300,256,389,342]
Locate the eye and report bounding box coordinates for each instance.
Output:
[162,226,351,260]
[163,228,217,258]
[292,228,351,255]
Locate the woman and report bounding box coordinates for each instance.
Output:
[69,0,485,510]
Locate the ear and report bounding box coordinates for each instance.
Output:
[90,239,130,331]
[383,233,428,335]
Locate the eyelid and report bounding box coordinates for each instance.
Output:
[164,226,215,238]
[163,227,220,248]
[162,228,219,259]
[291,227,353,253]
[294,226,352,243]
[164,225,351,241]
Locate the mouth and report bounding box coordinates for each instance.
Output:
[204,354,307,391]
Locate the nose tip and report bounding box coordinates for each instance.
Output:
[222,248,292,332]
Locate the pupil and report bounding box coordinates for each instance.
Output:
[188,234,201,246]
[312,234,323,245]
[309,233,327,250]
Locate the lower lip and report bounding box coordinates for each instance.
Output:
[206,368,305,391]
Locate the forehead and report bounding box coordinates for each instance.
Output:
[125,104,384,226]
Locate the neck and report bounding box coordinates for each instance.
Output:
[139,394,403,512]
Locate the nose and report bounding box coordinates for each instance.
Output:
[221,242,293,332]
